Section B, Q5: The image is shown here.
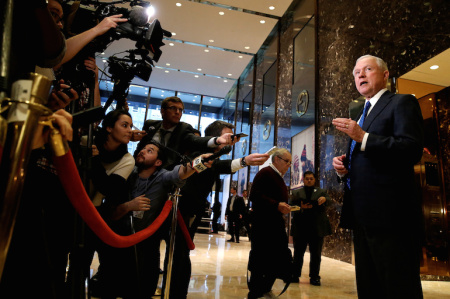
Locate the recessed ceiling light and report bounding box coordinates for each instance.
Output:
[208,102,211,104]
[169,43,174,46]
[228,73,232,76]
[209,39,214,43]
[430,65,439,70]
[193,99,196,101]
[269,6,275,10]
[166,63,170,66]
[172,32,176,36]
[245,46,250,49]
[176,3,182,7]
[204,49,209,52]
[197,68,202,71]
[260,20,266,24]
[161,95,164,97]
[238,55,243,58]
[195,75,199,78]
[224,80,228,82]
[165,70,169,73]
[219,11,224,15]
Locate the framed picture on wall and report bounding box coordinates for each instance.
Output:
[291,124,315,190]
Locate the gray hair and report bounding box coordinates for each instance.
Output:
[353,55,389,76]
[271,148,290,163]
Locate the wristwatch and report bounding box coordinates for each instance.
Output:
[241,156,247,167]
[214,137,221,145]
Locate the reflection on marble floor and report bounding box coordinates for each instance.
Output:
[154,232,450,299]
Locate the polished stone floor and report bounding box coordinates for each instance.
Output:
[90,231,450,298]
[155,232,450,299]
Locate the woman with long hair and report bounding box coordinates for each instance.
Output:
[89,109,147,298]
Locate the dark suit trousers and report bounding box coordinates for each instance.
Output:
[228,214,241,241]
[353,224,423,299]
[292,233,324,279]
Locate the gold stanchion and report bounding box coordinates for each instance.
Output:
[163,187,182,299]
[0,73,52,282]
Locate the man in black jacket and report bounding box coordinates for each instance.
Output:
[225,186,246,243]
[165,120,270,298]
[135,96,235,170]
[289,171,332,286]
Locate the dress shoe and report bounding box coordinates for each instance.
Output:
[227,238,235,242]
[310,277,321,286]
[236,240,240,243]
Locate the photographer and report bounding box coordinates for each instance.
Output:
[289,171,332,286]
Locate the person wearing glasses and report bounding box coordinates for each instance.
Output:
[247,148,293,299]
[135,96,238,170]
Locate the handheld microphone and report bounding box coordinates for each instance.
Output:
[191,146,232,173]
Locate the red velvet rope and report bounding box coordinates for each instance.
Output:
[177,209,195,250]
[52,150,172,248]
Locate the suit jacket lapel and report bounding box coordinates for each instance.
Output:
[362,91,392,131]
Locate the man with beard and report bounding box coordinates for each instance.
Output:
[123,141,212,298]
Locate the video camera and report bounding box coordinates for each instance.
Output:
[103,49,152,110]
[59,0,170,104]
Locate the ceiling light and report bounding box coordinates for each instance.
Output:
[172,32,176,36]
[238,55,243,58]
[166,63,170,66]
[430,65,439,70]
[193,99,196,101]
[165,70,169,73]
[169,43,174,46]
[162,90,164,92]
[228,74,232,76]
[219,11,224,15]
[161,95,164,97]
[245,46,250,49]
[209,39,214,43]
[269,6,275,10]
[260,20,266,24]
[224,80,228,82]
[204,49,209,52]
[197,68,202,71]
[208,102,211,104]
[195,75,199,78]
[176,3,182,7]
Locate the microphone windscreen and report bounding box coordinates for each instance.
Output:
[129,6,150,27]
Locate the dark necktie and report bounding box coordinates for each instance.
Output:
[159,129,170,146]
[347,101,371,189]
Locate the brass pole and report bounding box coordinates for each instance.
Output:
[163,187,181,299]
[0,73,52,282]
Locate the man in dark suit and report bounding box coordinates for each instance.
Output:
[225,186,246,243]
[134,96,235,170]
[332,55,424,299]
[166,120,269,298]
[289,171,332,286]
[247,148,293,299]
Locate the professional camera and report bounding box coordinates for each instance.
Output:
[102,49,152,110]
[59,0,170,97]
[63,0,170,60]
